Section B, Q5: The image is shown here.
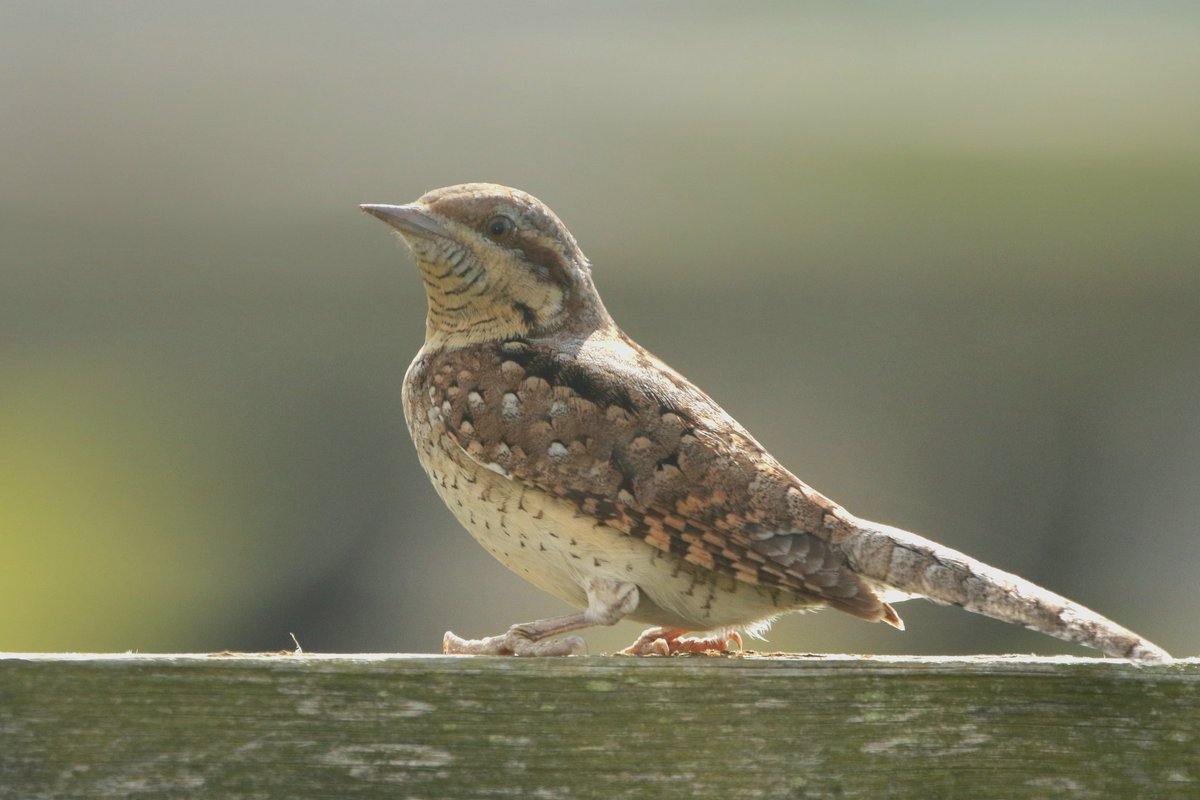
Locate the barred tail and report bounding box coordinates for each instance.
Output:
[841,519,1171,664]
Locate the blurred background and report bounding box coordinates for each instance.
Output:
[2,2,1197,658]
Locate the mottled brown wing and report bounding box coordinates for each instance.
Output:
[420,336,896,624]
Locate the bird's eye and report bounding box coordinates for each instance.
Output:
[485,215,516,240]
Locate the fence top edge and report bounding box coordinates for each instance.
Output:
[1,651,1196,667]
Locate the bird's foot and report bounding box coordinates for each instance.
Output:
[443,626,586,656]
[441,581,639,656]
[621,627,743,656]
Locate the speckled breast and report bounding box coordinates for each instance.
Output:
[401,348,798,632]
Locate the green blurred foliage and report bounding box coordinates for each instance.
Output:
[2,2,1197,657]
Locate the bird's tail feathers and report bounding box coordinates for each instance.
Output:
[840,519,1171,664]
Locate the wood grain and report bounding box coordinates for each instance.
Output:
[2,653,1197,799]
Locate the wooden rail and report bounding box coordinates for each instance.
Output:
[2,653,1197,798]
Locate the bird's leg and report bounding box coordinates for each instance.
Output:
[622,627,743,656]
[443,578,639,656]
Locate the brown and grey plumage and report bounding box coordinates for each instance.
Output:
[361,183,1170,663]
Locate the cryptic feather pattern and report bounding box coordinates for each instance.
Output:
[412,332,901,627]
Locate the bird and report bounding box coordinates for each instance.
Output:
[361,183,1171,663]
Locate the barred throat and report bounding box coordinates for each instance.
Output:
[415,246,565,350]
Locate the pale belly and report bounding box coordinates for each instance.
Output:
[410,406,804,632]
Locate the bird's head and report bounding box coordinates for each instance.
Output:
[362,183,609,348]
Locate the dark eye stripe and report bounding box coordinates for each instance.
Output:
[517,239,569,285]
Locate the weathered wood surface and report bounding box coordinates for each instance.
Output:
[1,653,1197,799]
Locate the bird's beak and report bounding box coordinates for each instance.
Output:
[360,203,449,240]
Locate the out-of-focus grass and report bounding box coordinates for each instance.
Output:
[1,354,259,650]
